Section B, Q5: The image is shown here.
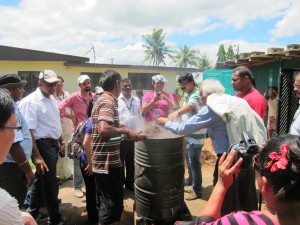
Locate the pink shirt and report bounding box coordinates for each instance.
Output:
[58,90,95,131]
[142,91,175,122]
[236,88,267,120]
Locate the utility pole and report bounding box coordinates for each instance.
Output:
[110,58,114,64]
[234,44,239,59]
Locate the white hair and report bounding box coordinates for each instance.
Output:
[201,79,225,97]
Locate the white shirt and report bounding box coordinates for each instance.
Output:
[19,88,62,140]
[0,188,24,225]
[207,93,267,145]
[118,93,143,131]
[290,100,300,136]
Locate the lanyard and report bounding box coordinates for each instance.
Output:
[122,97,133,113]
[57,92,65,101]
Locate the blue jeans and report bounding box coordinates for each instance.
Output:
[28,138,61,225]
[185,142,202,193]
[73,157,83,189]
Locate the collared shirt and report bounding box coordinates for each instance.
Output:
[58,90,95,131]
[165,105,229,155]
[92,91,122,174]
[290,100,300,135]
[19,88,62,140]
[181,88,206,146]
[118,93,142,131]
[5,102,32,163]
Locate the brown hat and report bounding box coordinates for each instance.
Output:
[0,73,27,88]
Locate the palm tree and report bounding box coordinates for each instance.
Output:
[197,52,213,71]
[142,28,173,66]
[172,45,199,67]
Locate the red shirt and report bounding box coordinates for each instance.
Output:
[236,88,267,119]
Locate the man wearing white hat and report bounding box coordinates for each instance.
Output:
[58,74,95,198]
[19,70,67,225]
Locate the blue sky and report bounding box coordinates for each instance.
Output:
[0,0,299,65]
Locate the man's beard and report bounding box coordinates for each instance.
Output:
[84,87,91,92]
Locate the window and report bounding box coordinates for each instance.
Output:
[18,71,40,97]
[81,72,103,92]
[128,73,158,90]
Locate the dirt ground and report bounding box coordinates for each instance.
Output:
[39,139,217,225]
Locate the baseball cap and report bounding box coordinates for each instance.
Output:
[0,73,27,88]
[77,75,91,84]
[39,70,59,83]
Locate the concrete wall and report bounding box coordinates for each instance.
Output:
[0,61,184,95]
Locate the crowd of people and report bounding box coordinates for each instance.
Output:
[0,66,300,225]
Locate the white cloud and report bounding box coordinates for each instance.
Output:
[0,0,297,66]
[271,1,300,38]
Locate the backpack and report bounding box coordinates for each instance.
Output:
[67,119,88,159]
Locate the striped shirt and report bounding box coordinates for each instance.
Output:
[91,91,122,174]
[181,88,206,147]
[176,211,277,225]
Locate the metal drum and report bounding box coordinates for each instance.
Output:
[134,135,185,222]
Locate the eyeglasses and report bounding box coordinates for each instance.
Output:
[293,84,300,89]
[0,125,22,131]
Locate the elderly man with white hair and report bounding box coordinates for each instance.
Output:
[157,79,267,216]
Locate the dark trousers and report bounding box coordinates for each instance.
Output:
[79,160,98,223]
[0,162,27,209]
[28,138,61,225]
[213,154,258,215]
[94,168,124,224]
[221,168,258,215]
[120,140,134,187]
[213,154,223,186]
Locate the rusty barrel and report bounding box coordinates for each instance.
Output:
[134,136,185,221]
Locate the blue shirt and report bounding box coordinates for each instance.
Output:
[85,117,92,135]
[165,105,229,155]
[5,102,32,162]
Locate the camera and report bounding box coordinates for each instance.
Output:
[230,131,260,169]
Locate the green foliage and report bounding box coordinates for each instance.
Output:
[197,52,213,71]
[142,28,173,66]
[172,45,199,67]
[217,44,226,62]
[227,45,235,60]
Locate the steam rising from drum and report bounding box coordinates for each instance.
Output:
[134,120,181,139]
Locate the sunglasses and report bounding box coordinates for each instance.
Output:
[0,125,22,131]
